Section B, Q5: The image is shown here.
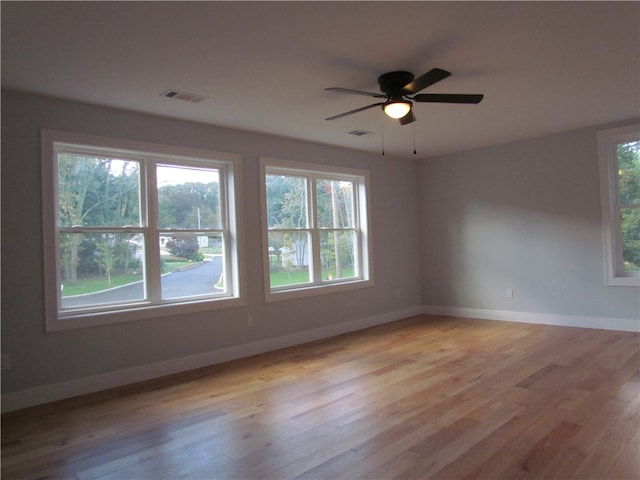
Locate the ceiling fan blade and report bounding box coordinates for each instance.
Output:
[325,87,386,98]
[402,68,451,95]
[399,110,415,125]
[325,102,385,121]
[412,93,484,104]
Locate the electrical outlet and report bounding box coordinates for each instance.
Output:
[506,288,514,299]
[247,315,254,327]
[1,354,10,370]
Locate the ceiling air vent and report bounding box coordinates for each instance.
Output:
[161,89,207,103]
[348,130,373,137]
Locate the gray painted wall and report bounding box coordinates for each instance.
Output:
[418,122,640,321]
[2,90,638,399]
[1,90,422,394]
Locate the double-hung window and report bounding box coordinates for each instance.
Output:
[42,130,243,330]
[597,124,640,286]
[260,157,372,300]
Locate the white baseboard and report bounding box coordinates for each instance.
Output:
[422,305,640,332]
[1,305,424,413]
[4,305,635,413]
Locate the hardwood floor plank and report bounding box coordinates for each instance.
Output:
[397,398,525,479]
[2,315,638,480]
[605,429,640,480]
[572,398,639,479]
[505,420,583,478]
[462,405,569,479]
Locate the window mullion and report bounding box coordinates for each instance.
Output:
[356,228,363,278]
[308,174,322,284]
[219,166,232,296]
[144,161,162,303]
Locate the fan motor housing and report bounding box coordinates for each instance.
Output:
[378,71,414,96]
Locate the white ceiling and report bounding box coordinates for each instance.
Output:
[2,1,639,159]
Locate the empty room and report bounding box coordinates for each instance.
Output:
[1,2,639,479]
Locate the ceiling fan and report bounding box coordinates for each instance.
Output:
[325,68,483,125]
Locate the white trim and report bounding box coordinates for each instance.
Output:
[259,156,374,302]
[596,124,640,287]
[1,306,423,413]
[5,305,636,412]
[260,156,370,178]
[422,305,640,332]
[41,129,246,331]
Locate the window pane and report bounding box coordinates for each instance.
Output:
[160,232,225,299]
[267,231,311,287]
[266,174,308,229]
[58,154,140,227]
[617,141,640,206]
[620,208,640,272]
[60,232,145,308]
[157,165,221,229]
[320,230,357,280]
[316,179,355,228]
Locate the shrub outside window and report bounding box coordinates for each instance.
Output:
[260,157,373,300]
[597,124,640,287]
[42,130,244,330]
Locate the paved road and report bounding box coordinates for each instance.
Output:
[62,257,224,308]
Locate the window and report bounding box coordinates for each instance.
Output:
[42,130,244,330]
[597,124,640,286]
[260,157,372,300]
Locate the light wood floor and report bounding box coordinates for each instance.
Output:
[2,315,639,480]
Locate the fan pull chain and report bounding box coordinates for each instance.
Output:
[380,111,385,156]
[413,122,417,155]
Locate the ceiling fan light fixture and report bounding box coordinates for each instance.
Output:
[383,101,411,119]
[325,68,482,125]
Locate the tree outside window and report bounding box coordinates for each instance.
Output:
[42,130,242,330]
[597,125,640,286]
[262,158,372,299]
[617,141,640,273]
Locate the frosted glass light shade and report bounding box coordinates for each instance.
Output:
[383,102,411,119]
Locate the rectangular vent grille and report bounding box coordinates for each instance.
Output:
[348,130,373,137]
[161,89,207,103]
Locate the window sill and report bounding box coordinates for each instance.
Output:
[46,296,246,331]
[606,276,640,287]
[265,278,374,303]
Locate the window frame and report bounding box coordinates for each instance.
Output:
[260,156,373,301]
[597,123,640,287]
[42,130,245,331]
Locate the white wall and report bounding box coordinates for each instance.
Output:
[418,122,640,326]
[1,90,423,406]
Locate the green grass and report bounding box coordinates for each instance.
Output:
[62,274,142,296]
[270,270,310,287]
[64,262,355,296]
[61,260,197,296]
[269,267,355,287]
[200,247,222,255]
[162,260,193,271]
